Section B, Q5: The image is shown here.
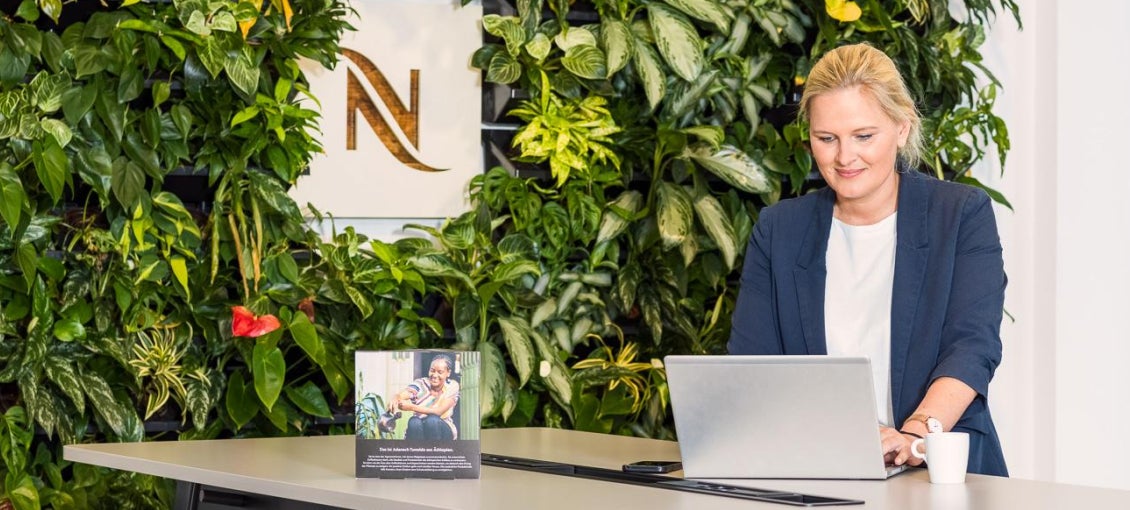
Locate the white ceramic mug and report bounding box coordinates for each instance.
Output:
[911,432,970,484]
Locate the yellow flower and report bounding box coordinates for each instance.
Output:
[826,0,862,22]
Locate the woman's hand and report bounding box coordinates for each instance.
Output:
[879,426,925,467]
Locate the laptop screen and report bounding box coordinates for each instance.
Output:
[665,355,897,480]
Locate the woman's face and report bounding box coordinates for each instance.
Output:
[808,86,908,212]
[428,359,450,390]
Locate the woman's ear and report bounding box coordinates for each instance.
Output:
[897,121,910,148]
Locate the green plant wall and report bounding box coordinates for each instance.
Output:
[0,0,1020,506]
[451,0,1020,436]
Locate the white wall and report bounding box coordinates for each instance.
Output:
[985,0,1130,490]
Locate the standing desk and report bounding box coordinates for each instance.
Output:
[64,427,1130,509]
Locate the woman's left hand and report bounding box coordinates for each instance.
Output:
[879,426,925,467]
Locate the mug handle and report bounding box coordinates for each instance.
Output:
[911,438,927,461]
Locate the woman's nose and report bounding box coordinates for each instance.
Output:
[835,145,856,166]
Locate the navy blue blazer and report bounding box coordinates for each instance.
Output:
[728,170,1008,476]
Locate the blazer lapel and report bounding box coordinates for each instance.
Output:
[889,171,930,415]
[793,188,835,355]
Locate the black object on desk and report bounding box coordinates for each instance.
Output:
[482,454,863,507]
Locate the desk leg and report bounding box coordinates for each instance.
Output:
[174,481,202,510]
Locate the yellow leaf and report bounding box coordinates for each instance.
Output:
[272,0,294,30]
[240,0,266,39]
[825,0,862,23]
[171,256,190,298]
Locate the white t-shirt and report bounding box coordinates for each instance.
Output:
[825,213,897,425]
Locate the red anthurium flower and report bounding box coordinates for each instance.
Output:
[231,306,281,338]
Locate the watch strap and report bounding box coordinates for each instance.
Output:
[904,413,943,433]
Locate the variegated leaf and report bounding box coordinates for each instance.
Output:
[498,317,537,387]
[79,370,141,441]
[44,357,84,411]
[601,20,633,75]
[487,53,521,84]
[530,330,572,410]
[679,231,698,267]
[492,259,541,283]
[409,254,475,290]
[663,0,732,33]
[693,193,739,270]
[656,181,694,250]
[596,190,643,244]
[525,32,551,61]
[632,42,666,110]
[687,144,774,193]
[648,4,704,82]
[561,44,608,80]
[531,298,557,328]
[554,26,597,51]
[478,340,506,419]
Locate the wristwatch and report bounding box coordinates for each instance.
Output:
[905,413,943,434]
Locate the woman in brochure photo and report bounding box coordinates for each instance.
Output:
[728,43,1008,476]
[388,353,462,440]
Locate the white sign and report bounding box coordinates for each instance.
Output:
[292,0,482,219]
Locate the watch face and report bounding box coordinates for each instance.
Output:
[926,417,943,434]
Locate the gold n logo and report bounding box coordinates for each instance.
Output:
[341,48,444,172]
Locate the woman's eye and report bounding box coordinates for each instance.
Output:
[856,134,873,141]
[818,136,835,143]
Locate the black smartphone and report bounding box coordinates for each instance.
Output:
[622,460,682,473]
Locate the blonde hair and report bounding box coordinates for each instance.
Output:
[799,43,923,169]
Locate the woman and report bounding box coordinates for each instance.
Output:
[388,354,461,440]
[728,43,1008,476]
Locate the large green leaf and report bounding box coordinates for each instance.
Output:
[687,144,774,193]
[561,44,607,80]
[52,318,85,342]
[656,181,693,250]
[289,312,325,365]
[117,66,144,103]
[631,42,665,110]
[74,146,112,200]
[647,4,704,82]
[285,381,332,418]
[6,474,40,510]
[33,139,67,204]
[111,158,145,209]
[252,343,285,411]
[693,193,739,270]
[0,162,25,227]
[453,292,481,333]
[601,21,633,76]
[497,317,536,388]
[478,341,506,420]
[663,0,732,33]
[225,371,258,429]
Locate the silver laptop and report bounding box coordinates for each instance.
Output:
[665,355,908,480]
